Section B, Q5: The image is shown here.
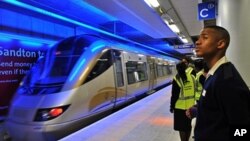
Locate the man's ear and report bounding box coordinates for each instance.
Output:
[217,39,226,49]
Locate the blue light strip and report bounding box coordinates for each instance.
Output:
[90,40,107,52]
[91,44,105,53]
[0,36,12,42]
[20,40,43,47]
[3,0,173,56]
[0,32,56,45]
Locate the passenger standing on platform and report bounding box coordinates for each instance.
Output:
[189,25,250,141]
[170,61,196,141]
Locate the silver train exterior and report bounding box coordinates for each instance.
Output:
[5,34,176,141]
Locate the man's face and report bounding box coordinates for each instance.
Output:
[195,28,220,58]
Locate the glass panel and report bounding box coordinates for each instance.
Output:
[18,35,98,95]
[126,61,148,84]
[126,62,136,84]
[163,65,168,76]
[157,65,163,77]
[84,50,113,83]
[137,62,148,81]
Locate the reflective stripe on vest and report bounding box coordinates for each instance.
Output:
[174,73,195,110]
[186,66,193,74]
[195,70,204,100]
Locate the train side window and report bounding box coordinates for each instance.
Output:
[163,65,168,76]
[157,65,164,77]
[126,62,136,84]
[126,61,148,84]
[84,50,112,83]
[137,62,148,81]
[167,65,173,74]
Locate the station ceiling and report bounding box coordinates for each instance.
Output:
[2,0,205,59]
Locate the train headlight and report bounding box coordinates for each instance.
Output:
[34,105,70,121]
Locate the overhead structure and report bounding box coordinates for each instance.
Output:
[0,0,204,57]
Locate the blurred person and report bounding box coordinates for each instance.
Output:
[170,61,196,141]
[189,59,209,139]
[194,60,209,101]
[182,56,196,76]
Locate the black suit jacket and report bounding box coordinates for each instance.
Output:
[194,62,250,141]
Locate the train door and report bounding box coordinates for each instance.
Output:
[147,56,157,92]
[112,50,127,107]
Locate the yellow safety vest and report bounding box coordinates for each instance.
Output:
[186,66,194,74]
[174,73,195,110]
[195,70,204,101]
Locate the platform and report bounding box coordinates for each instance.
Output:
[60,86,194,141]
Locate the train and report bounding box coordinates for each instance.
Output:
[4,34,177,141]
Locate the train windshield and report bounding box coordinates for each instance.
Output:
[19,35,98,95]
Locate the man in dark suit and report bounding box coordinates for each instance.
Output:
[187,25,250,141]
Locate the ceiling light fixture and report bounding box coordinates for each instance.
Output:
[168,24,180,33]
[144,0,160,8]
[180,38,188,43]
[163,19,180,34]
[148,3,192,45]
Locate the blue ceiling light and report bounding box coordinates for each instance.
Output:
[0,37,12,42]
[19,40,43,47]
[3,0,175,57]
[0,32,56,46]
[2,0,115,37]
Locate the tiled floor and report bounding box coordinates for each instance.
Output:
[60,86,195,141]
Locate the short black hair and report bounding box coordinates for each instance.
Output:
[176,61,187,82]
[204,25,230,47]
[182,56,191,63]
[194,59,204,71]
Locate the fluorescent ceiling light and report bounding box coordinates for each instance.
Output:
[169,24,180,33]
[181,38,188,43]
[163,19,180,33]
[144,0,160,8]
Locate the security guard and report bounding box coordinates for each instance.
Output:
[170,62,196,141]
[194,60,209,102]
[174,72,196,110]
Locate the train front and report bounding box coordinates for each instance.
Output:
[4,35,100,141]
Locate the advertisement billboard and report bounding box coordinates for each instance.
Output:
[0,37,50,115]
